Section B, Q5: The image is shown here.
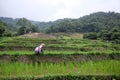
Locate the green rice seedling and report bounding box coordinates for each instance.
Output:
[0,49,120,55]
[0,60,120,77]
[0,37,119,55]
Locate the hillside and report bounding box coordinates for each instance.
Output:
[0,12,120,33]
[46,12,120,33]
[0,12,120,80]
[0,17,18,31]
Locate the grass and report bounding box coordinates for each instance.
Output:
[0,60,120,77]
[0,37,119,55]
[0,50,119,55]
[0,37,119,52]
[0,37,120,79]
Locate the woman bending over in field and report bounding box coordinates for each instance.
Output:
[35,43,45,55]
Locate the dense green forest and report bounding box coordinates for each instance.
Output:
[0,12,120,33]
[46,12,120,33]
[0,12,120,42]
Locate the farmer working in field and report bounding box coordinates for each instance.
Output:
[35,43,45,54]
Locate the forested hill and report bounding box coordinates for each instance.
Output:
[0,12,120,33]
[0,17,19,31]
[46,12,120,33]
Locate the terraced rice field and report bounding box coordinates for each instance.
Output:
[0,37,120,79]
[0,37,119,55]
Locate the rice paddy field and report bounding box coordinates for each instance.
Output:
[0,37,120,80]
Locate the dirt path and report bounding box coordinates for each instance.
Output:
[0,54,120,63]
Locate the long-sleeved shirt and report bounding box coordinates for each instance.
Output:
[35,45,43,53]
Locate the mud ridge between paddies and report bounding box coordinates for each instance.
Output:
[0,54,120,63]
[20,32,56,38]
[19,32,83,38]
[0,75,120,80]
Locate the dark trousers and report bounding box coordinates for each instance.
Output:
[35,50,43,55]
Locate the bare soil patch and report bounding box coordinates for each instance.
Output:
[0,54,120,63]
[20,32,56,38]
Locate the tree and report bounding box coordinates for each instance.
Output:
[18,26,26,35]
[84,28,120,44]
[83,32,98,39]
[3,29,12,37]
[30,25,39,32]
[17,18,38,35]
[45,12,120,33]
[17,18,30,34]
[0,21,6,36]
[0,21,12,37]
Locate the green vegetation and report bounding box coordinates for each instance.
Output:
[0,37,119,55]
[84,28,120,44]
[0,76,119,80]
[0,60,120,77]
[0,11,120,79]
[46,12,120,33]
[0,50,119,55]
[0,21,12,37]
[17,18,39,35]
[0,37,119,79]
[0,12,120,35]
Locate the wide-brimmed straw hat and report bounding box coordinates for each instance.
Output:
[41,43,45,46]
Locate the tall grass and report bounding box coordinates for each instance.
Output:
[0,50,119,55]
[0,60,120,77]
[0,37,119,54]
